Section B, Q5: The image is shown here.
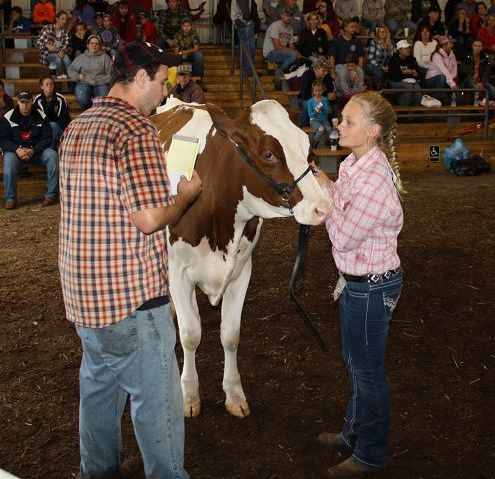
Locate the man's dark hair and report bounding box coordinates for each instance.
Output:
[12,6,23,15]
[110,62,162,87]
[39,74,55,85]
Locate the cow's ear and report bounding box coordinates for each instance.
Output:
[207,105,247,144]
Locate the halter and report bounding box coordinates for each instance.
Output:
[226,137,312,213]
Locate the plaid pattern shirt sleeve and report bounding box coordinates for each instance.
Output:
[325,147,403,275]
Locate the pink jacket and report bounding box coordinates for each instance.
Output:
[425,49,458,88]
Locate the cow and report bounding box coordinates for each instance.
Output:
[152,97,332,418]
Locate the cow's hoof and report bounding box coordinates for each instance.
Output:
[226,400,250,418]
[184,401,201,418]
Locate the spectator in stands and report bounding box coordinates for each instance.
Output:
[328,19,365,88]
[314,0,340,40]
[127,0,153,14]
[263,9,300,78]
[94,10,104,29]
[0,91,58,210]
[425,35,458,102]
[298,57,337,126]
[459,39,495,99]
[334,53,367,101]
[366,25,394,88]
[0,81,15,119]
[361,0,385,34]
[303,0,318,14]
[478,13,495,53]
[97,13,121,57]
[35,10,72,79]
[173,18,204,78]
[307,79,333,147]
[138,11,157,42]
[384,0,417,36]
[33,75,71,149]
[458,0,477,16]
[470,2,487,38]
[32,0,56,25]
[413,25,437,84]
[262,0,278,28]
[179,0,207,21]
[231,0,260,76]
[157,0,189,49]
[297,12,329,65]
[444,0,463,24]
[448,7,472,59]
[69,21,90,59]
[273,0,306,37]
[70,0,96,30]
[88,0,109,15]
[334,0,358,21]
[171,63,206,102]
[412,0,441,23]
[417,6,446,40]
[67,34,112,109]
[112,0,137,44]
[387,39,422,106]
[6,6,32,34]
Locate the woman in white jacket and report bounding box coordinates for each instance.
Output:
[424,35,457,102]
[67,34,112,110]
[413,25,437,84]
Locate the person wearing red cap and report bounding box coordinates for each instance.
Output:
[59,42,202,478]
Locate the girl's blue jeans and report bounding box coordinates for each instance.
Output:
[338,271,403,469]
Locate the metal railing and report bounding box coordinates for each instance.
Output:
[380,87,490,142]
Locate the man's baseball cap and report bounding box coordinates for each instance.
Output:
[396,39,412,50]
[177,63,193,74]
[113,41,181,75]
[18,91,32,102]
[315,58,329,70]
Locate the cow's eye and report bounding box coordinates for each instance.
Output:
[263,151,274,160]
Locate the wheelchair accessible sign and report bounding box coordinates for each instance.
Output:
[429,145,440,163]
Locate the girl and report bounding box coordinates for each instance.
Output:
[459,39,495,100]
[307,79,333,148]
[413,25,437,84]
[365,25,394,88]
[96,13,121,57]
[34,10,72,79]
[448,7,472,60]
[313,91,404,479]
[470,1,487,38]
[315,0,341,40]
[69,21,91,59]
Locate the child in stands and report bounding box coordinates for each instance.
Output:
[97,13,121,57]
[307,79,333,148]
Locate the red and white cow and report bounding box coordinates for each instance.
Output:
[152,98,331,418]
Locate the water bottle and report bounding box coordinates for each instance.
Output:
[330,118,339,151]
[474,91,480,106]
[451,92,457,107]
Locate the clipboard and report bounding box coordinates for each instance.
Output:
[167,134,200,195]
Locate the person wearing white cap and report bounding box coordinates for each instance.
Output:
[424,35,458,102]
[387,39,422,106]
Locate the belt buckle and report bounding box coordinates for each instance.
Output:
[370,274,380,283]
[384,271,392,279]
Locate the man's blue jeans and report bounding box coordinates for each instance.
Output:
[185,51,205,77]
[75,83,110,110]
[237,22,255,75]
[266,49,296,77]
[338,271,403,469]
[3,149,59,202]
[46,52,71,76]
[389,80,422,106]
[75,304,188,479]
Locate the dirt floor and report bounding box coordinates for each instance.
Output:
[0,168,494,479]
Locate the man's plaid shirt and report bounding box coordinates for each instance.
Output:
[58,97,173,328]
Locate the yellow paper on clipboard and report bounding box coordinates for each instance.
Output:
[167,134,199,195]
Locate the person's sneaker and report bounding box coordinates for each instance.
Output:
[325,457,382,478]
[317,432,347,450]
[56,74,68,79]
[5,200,16,210]
[41,196,58,207]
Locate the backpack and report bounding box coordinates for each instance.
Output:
[451,154,492,176]
[443,138,471,173]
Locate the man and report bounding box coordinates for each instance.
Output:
[157,0,190,49]
[384,0,417,36]
[0,91,58,210]
[328,19,365,88]
[173,18,204,77]
[172,63,206,102]
[58,42,202,478]
[273,0,306,37]
[33,75,71,149]
[387,39,422,106]
[263,8,300,78]
[231,0,260,76]
[417,6,445,40]
[298,57,337,126]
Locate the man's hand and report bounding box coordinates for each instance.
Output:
[176,170,202,209]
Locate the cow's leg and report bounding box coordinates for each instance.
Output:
[220,257,252,418]
[173,281,202,418]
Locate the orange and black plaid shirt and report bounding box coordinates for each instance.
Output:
[59,97,173,328]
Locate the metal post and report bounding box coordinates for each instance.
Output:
[239,45,243,99]
[230,19,235,76]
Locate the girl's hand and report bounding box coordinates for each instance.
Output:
[310,162,332,188]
